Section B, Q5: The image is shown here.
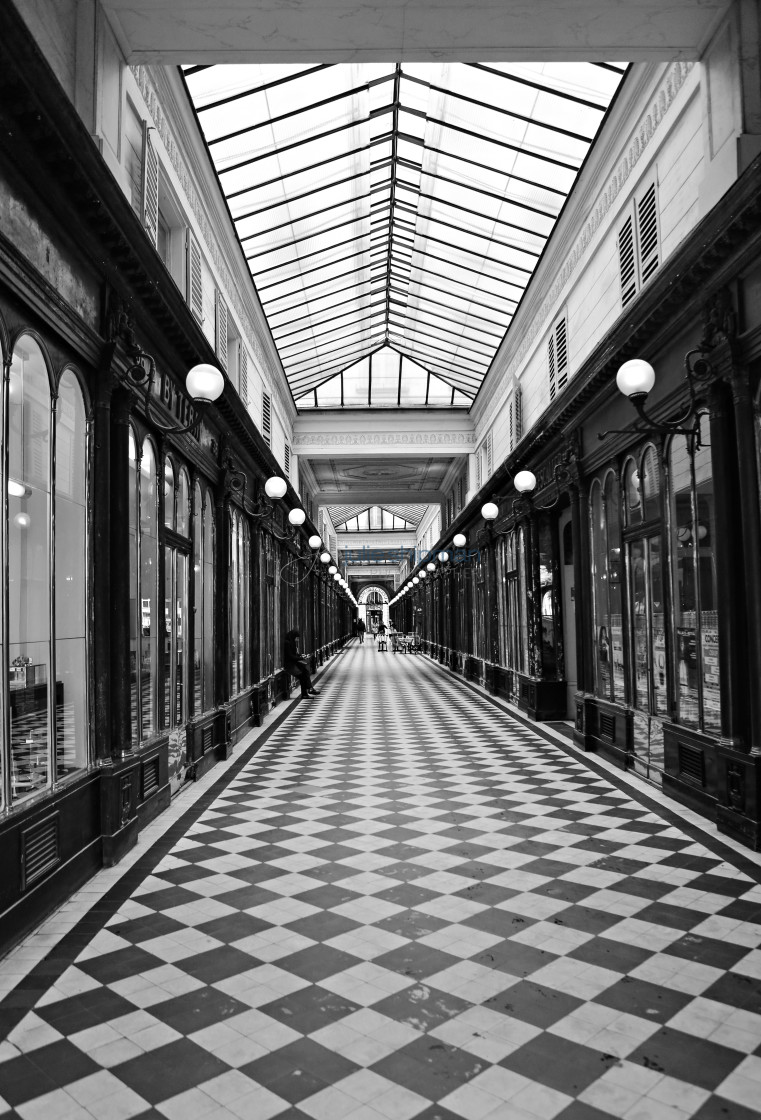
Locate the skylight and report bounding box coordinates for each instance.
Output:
[184,62,625,408]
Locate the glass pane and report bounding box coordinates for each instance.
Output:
[163,458,175,530]
[8,337,51,801]
[624,459,641,526]
[204,501,215,711]
[129,429,139,744]
[230,512,239,694]
[517,527,528,673]
[629,536,648,710]
[650,536,666,717]
[164,548,173,728]
[177,469,190,537]
[194,485,203,715]
[55,371,88,779]
[591,481,611,700]
[642,445,660,522]
[605,473,625,704]
[140,440,159,738]
[670,435,698,728]
[176,552,188,724]
[695,414,720,733]
[538,518,557,677]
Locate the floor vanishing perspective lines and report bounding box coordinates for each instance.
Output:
[1,642,761,1120]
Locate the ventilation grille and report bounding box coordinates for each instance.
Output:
[187,231,203,322]
[637,183,659,283]
[678,742,705,786]
[240,346,248,406]
[142,126,159,247]
[618,214,637,307]
[215,291,228,370]
[203,726,213,754]
[600,713,616,741]
[21,815,60,891]
[142,756,160,799]
[262,392,272,446]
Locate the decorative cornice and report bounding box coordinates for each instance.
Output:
[475,59,696,431]
[293,431,475,447]
[130,65,292,426]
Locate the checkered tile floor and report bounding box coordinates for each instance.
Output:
[2,642,761,1120]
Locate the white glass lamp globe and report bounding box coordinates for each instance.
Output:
[320,552,331,564]
[481,501,499,521]
[419,570,427,579]
[333,572,341,581]
[308,534,321,549]
[186,363,224,403]
[453,532,466,548]
[265,476,288,500]
[14,512,31,529]
[438,551,449,563]
[288,508,306,526]
[616,359,656,398]
[413,576,420,585]
[328,565,337,574]
[426,562,436,572]
[514,470,537,493]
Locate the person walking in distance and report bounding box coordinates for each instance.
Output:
[357,618,366,644]
[284,629,320,699]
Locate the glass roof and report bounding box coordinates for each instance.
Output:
[184,62,625,407]
[332,504,423,531]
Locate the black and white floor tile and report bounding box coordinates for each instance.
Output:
[2,643,761,1119]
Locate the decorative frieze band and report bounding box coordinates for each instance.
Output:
[293,431,475,447]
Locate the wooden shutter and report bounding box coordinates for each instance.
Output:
[284,443,291,477]
[262,391,272,446]
[486,430,493,476]
[555,316,568,394]
[186,230,203,322]
[475,450,482,490]
[514,385,523,442]
[508,397,514,451]
[215,291,228,370]
[240,345,248,406]
[637,183,659,284]
[618,213,637,307]
[142,124,159,247]
[548,331,557,401]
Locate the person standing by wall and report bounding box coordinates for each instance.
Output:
[284,629,320,698]
[357,618,366,644]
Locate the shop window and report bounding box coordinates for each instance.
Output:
[590,472,625,703]
[230,508,251,694]
[129,435,160,743]
[193,483,216,714]
[54,371,89,780]
[4,338,89,805]
[537,517,559,677]
[669,415,720,734]
[163,458,190,729]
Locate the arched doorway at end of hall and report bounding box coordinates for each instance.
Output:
[357,586,390,632]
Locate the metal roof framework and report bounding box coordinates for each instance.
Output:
[184,61,624,408]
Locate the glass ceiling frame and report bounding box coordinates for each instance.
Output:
[184,60,625,408]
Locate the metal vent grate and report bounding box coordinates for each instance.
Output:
[203,726,213,753]
[142,756,160,799]
[21,814,60,891]
[678,742,705,786]
[600,713,615,741]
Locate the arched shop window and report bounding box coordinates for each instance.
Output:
[4,335,89,806]
[193,482,215,714]
[129,433,160,743]
[229,507,251,695]
[590,470,625,703]
[668,414,720,733]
